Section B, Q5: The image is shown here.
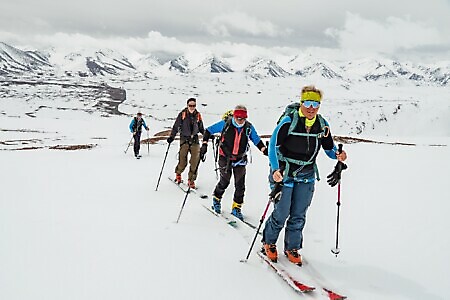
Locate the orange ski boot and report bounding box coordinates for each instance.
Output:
[263,243,278,262]
[284,249,302,266]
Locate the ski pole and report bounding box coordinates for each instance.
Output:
[175,157,202,223]
[240,181,282,262]
[147,130,150,155]
[331,144,346,257]
[211,136,219,179]
[331,181,342,257]
[155,143,171,191]
[240,199,271,262]
[124,134,134,154]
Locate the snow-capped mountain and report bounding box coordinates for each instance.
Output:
[168,56,189,73]
[296,62,346,81]
[0,42,449,87]
[244,58,290,78]
[191,56,233,73]
[135,55,162,72]
[340,58,450,85]
[0,42,52,75]
[168,54,233,74]
[61,49,136,76]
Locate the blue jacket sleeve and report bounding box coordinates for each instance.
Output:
[268,116,291,170]
[324,146,337,159]
[206,120,225,135]
[249,124,262,146]
[322,119,337,159]
[129,119,135,133]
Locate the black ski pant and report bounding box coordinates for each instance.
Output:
[133,131,142,156]
[213,155,246,205]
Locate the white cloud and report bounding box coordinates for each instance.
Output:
[205,12,292,38]
[1,30,297,64]
[325,12,445,56]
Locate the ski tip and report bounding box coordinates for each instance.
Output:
[323,288,347,300]
[292,279,315,292]
[228,221,238,227]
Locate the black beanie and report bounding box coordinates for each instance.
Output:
[187,97,196,104]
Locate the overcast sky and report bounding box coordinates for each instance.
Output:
[1,0,449,62]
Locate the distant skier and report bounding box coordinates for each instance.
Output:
[261,85,347,265]
[167,98,205,188]
[129,111,149,159]
[200,105,268,221]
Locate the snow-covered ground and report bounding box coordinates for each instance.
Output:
[1,73,449,299]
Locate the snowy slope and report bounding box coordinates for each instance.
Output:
[0,71,449,300]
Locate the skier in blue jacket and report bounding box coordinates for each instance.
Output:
[200,105,268,220]
[129,111,149,158]
[261,85,347,265]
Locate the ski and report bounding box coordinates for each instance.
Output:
[323,288,347,300]
[228,213,258,230]
[257,251,315,294]
[300,259,347,300]
[201,204,237,228]
[167,177,208,198]
[199,198,344,299]
[168,177,191,193]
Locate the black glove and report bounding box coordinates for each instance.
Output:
[167,136,174,144]
[269,182,283,203]
[200,143,208,161]
[263,147,268,156]
[327,161,348,187]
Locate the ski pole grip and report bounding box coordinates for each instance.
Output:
[338,143,343,154]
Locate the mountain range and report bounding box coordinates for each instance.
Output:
[1,42,448,86]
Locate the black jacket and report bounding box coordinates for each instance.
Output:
[170,108,205,144]
[277,116,334,175]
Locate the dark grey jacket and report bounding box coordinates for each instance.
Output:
[169,108,205,144]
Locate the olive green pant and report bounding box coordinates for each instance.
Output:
[175,142,200,181]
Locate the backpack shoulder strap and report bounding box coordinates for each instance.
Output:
[221,117,233,137]
[181,108,188,120]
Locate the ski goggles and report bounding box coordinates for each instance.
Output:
[301,100,320,109]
